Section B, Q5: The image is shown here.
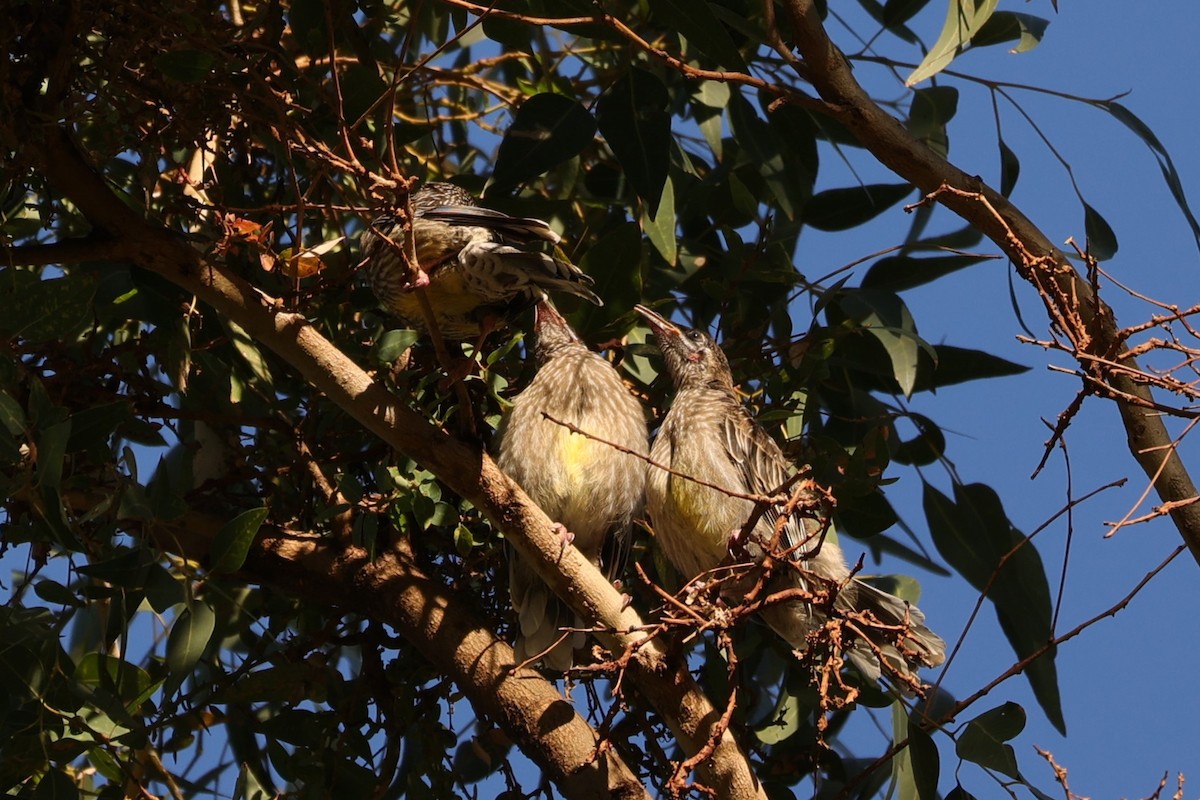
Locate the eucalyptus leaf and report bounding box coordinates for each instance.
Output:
[490,94,597,193]
[906,0,1000,86]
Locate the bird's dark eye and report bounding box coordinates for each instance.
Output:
[686,330,703,342]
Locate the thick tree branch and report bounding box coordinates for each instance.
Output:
[782,0,1200,567]
[117,504,644,800]
[25,124,767,800]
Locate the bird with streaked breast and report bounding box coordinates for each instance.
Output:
[495,300,649,670]
[360,182,601,340]
[635,304,945,687]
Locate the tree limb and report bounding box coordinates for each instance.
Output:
[781,0,1200,567]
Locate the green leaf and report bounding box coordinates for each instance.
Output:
[971,11,1049,53]
[916,344,1029,392]
[891,701,939,800]
[0,390,26,435]
[35,420,71,489]
[34,579,81,607]
[956,702,1025,778]
[907,86,959,157]
[643,176,678,264]
[375,328,420,365]
[1098,101,1200,254]
[645,0,747,71]
[340,63,388,125]
[836,490,899,539]
[0,275,95,342]
[165,602,216,696]
[906,0,1000,86]
[893,413,945,466]
[77,547,157,587]
[838,290,930,397]
[66,400,132,453]
[211,507,268,573]
[1082,201,1118,261]
[596,68,671,211]
[728,94,800,219]
[924,483,1064,733]
[147,450,190,520]
[489,94,597,193]
[998,137,1021,197]
[883,0,935,27]
[34,768,79,800]
[75,653,156,707]
[804,183,914,231]
[862,253,989,292]
[222,318,274,391]
[155,49,216,82]
[575,221,644,333]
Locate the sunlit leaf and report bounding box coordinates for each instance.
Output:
[165,602,216,696]
[211,507,268,573]
[906,0,1000,86]
[643,176,677,264]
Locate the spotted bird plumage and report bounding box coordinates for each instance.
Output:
[360,182,601,339]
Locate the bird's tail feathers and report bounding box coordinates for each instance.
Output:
[512,581,579,672]
[846,579,947,673]
[479,246,603,306]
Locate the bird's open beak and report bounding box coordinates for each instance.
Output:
[534,298,566,331]
[634,304,682,339]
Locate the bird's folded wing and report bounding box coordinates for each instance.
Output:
[420,205,562,244]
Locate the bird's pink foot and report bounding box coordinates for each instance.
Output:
[728,527,752,560]
[402,269,431,291]
[550,522,575,556]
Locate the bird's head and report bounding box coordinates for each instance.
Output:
[532,299,583,362]
[411,181,478,212]
[634,304,732,391]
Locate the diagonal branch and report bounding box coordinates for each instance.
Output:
[781,0,1200,568]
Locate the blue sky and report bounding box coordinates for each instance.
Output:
[7,2,1197,797]
[802,1,1200,795]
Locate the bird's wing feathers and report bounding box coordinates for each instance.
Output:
[459,243,601,306]
[720,406,815,557]
[419,205,562,244]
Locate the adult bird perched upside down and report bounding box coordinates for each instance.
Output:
[360,182,602,341]
[495,300,649,670]
[634,304,945,687]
